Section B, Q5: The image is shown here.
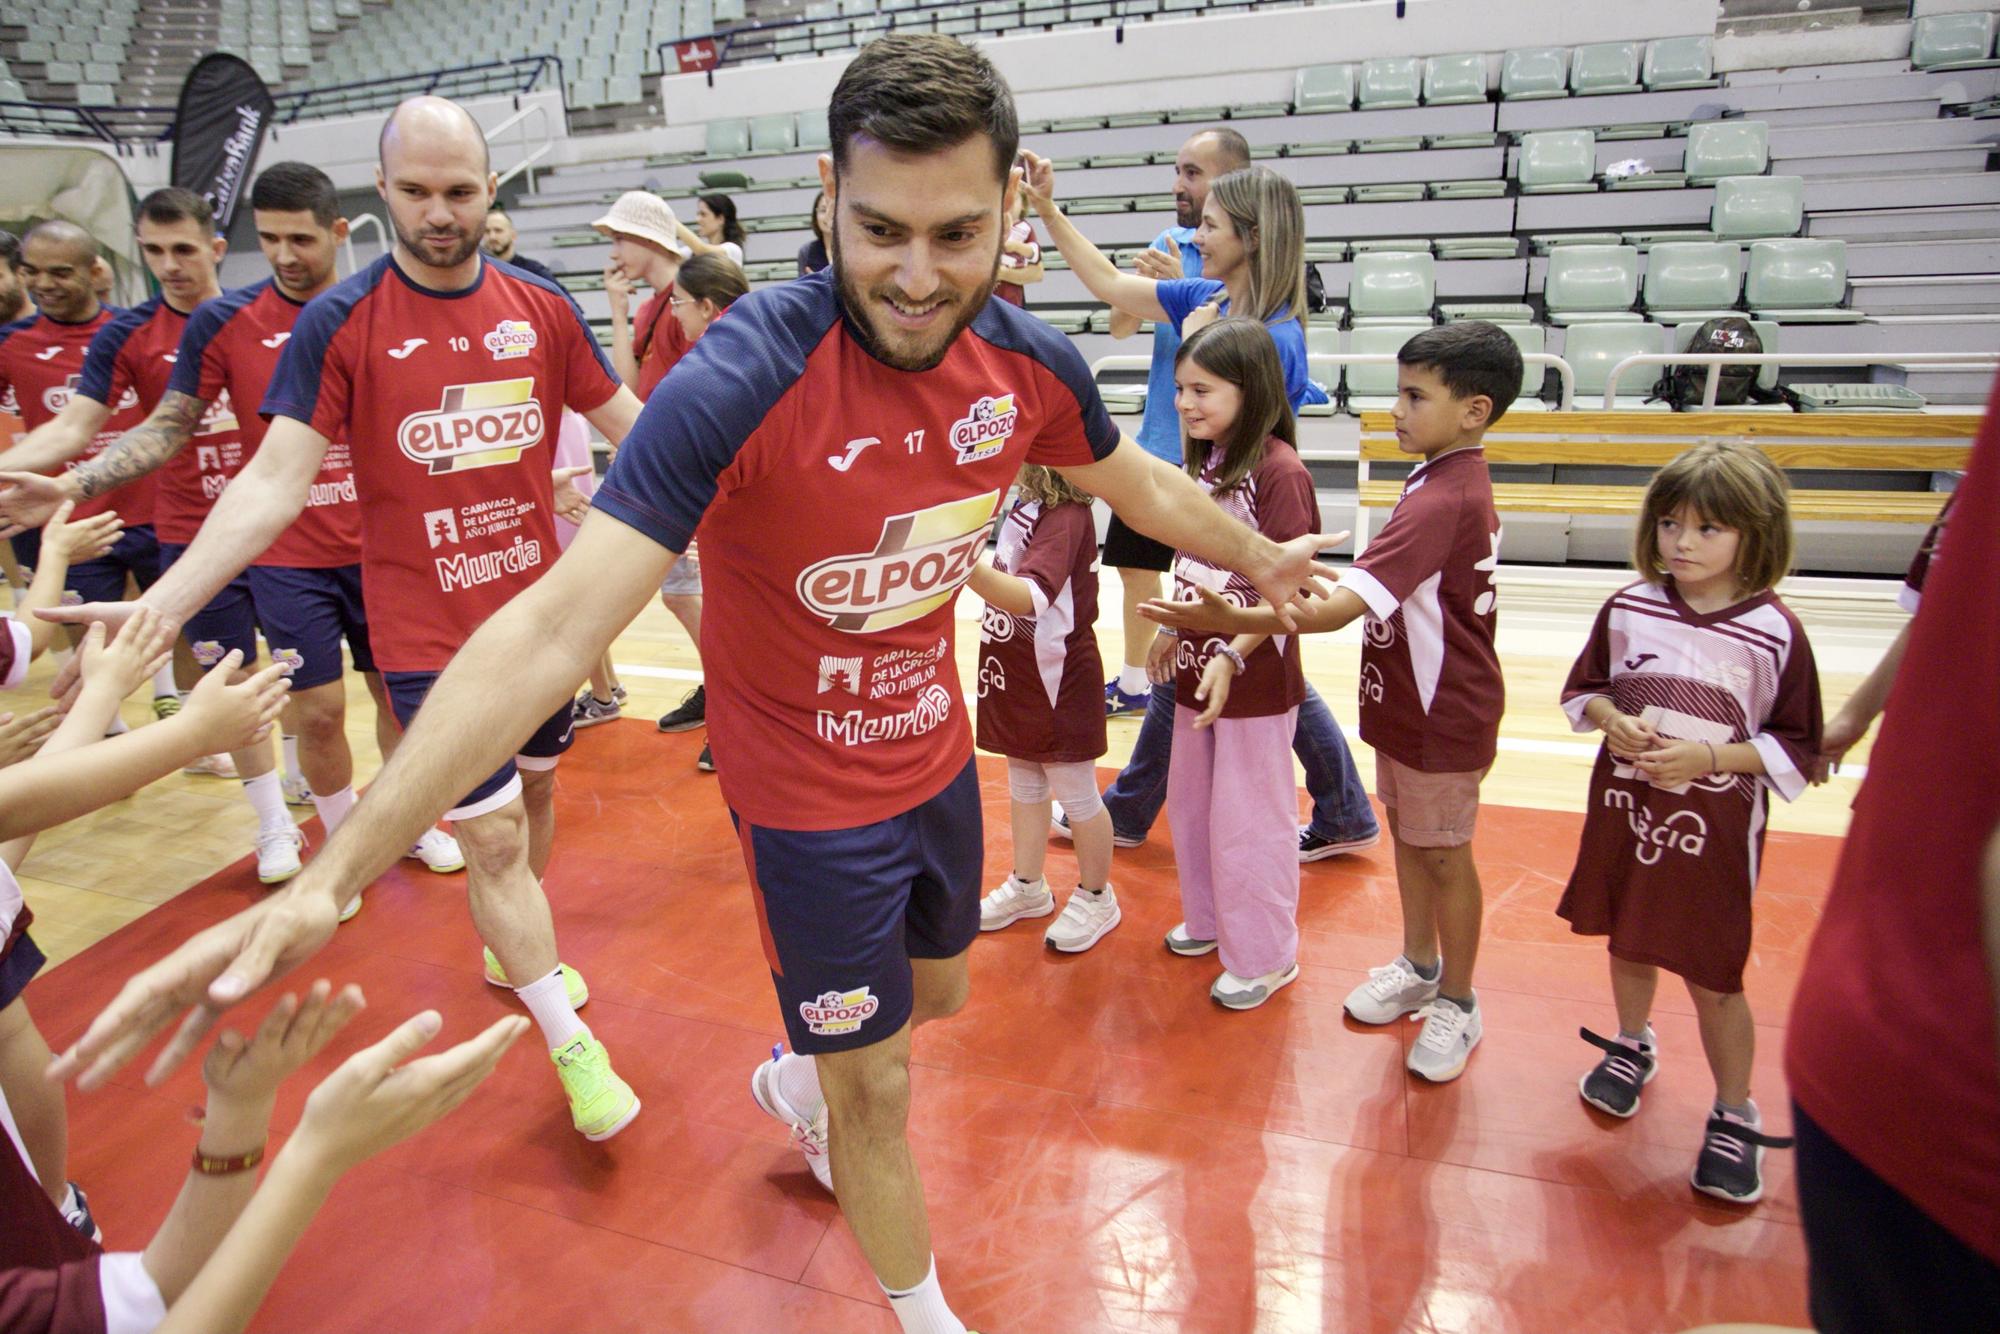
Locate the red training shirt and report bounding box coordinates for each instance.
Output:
[0,309,151,525]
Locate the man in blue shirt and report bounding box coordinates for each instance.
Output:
[1101,127,1247,715]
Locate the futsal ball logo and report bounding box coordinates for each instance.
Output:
[190,639,227,667]
[800,986,879,1037]
[482,319,538,361]
[949,393,1018,465]
[796,490,1002,633]
[397,378,545,475]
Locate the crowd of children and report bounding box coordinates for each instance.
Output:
[971,315,1828,1205]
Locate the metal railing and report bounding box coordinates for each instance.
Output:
[1091,350,1578,415]
[340,213,389,278]
[0,99,174,145]
[491,101,557,194]
[1602,352,2000,409]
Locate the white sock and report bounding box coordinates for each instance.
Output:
[103,714,129,736]
[775,1050,825,1122]
[151,664,179,699]
[311,785,356,834]
[1117,663,1149,695]
[281,733,301,781]
[240,771,292,834]
[883,1257,965,1334]
[514,965,588,1048]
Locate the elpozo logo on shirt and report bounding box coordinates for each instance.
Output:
[948,392,1018,465]
[796,490,1001,633]
[397,378,545,475]
[482,319,537,361]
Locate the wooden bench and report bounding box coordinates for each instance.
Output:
[1353,409,1974,552]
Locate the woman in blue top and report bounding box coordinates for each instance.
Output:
[1020,155,1328,412]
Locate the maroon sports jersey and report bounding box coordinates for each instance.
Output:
[1897,489,1954,614]
[1170,438,1315,719]
[974,496,1106,764]
[261,256,621,672]
[1344,445,1504,772]
[170,280,361,568]
[0,310,151,524]
[75,296,240,542]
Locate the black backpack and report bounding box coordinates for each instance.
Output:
[1650,317,1761,411]
[1305,262,1328,314]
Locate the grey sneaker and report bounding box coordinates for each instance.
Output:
[1692,1104,1793,1205]
[1406,997,1482,1082]
[1578,1026,1658,1118]
[571,692,622,727]
[1164,922,1218,956]
[1050,810,1144,849]
[656,684,706,732]
[1343,955,1440,1025]
[1211,962,1299,1010]
[1044,885,1120,952]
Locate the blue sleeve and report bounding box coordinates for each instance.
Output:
[1154,278,1224,335]
[167,293,241,400]
[75,307,147,407]
[1269,318,1329,411]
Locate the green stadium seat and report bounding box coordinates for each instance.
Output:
[1164,105,1228,123]
[1788,383,1927,411]
[1912,12,1998,69]
[1289,140,1354,158]
[1088,153,1150,168]
[1711,175,1803,239]
[1050,115,1105,132]
[1543,245,1642,324]
[1106,111,1165,128]
[1745,239,1864,322]
[1356,136,1425,154]
[1571,42,1643,96]
[1672,319,1780,394]
[1423,53,1488,105]
[1352,183,1426,203]
[1065,197,1132,214]
[1643,36,1715,90]
[1348,250,1436,326]
[1343,324,1427,412]
[750,115,797,154]
[1502,322,1550,408]
[1684,120,1768,184]
[1230,101,1291,121]
[1563,321,1671,405]
[1596,122,1675,142]
[1131,193,1176,211]
[1530,232,1627,254]
[1358,57,1423,111]
[1304,241,1348,262]
[1435,236,1520,259]
[797,108,830,150]
[1041,309,1091,334]
[1297,186,1352,205]
[1643,241,1744,321]
[1427,132,1498,149]
[1518,129,1597,194]
[705,118,751,158]
[1501,46,1568,100]
[1620,229,1719,250]
[1605,168,1687,192]
[699,169,752,189]
[1294,64,1357,114]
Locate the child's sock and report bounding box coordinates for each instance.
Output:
[1116,664,1149,695]
[281,733,301,780]
[1618,1026,1654,1049]
[151,664,178,699]
[311,785,357,835]
[240,771,292,834]
[1075,883,1109,898]
[882,1256,966,1334]
[1009,872,1045,892]
[1440,991,1476,1014]
[515,965,588,1048]
[1714,1097,1757,1123]
[1406,954,1440,983]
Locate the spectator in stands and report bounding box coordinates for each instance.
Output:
[592,191,694,400]
[993,189,1043,307]
[668,253,748,344]
[0,232,26,324]
[481,206,560,286]
[1102,127,1249,715]
[676,193,746,268]
[796,192,831,278]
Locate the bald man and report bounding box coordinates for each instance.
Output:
[46,97,651,1141]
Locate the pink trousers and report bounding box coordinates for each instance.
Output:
[1166,704,1301,979]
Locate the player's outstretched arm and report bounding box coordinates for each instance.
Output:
[0,393,112,475]
[0,393,207,536]
[1018,152,1172,326]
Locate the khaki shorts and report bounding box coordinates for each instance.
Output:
[1376,756,1489,848]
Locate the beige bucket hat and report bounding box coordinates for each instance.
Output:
[591,190,693,258]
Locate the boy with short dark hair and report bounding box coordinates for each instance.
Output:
[1141,320,1520,1081]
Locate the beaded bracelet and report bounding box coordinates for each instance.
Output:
[192,1144,265,1176]
[1216,645,1248,675]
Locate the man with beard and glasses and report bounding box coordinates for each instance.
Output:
[0,163,466,885]
[39,96,650,1146]
[44,40,1336,1334]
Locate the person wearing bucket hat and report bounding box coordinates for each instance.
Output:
[592,191,693,402]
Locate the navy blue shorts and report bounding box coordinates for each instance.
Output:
[64,524,159,606]
[247,564,373,690]
[733,756,983,1056]
[0,929,45,1011]
[9,528,40,577]
[381,669,573,820]
[160,541,260,669]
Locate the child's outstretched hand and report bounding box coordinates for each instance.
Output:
[0,706,60,766]
[1139,586,1245,634]
[179,650,291,753]
[40,499,123,564]
[550,465,592,524]
[1633,740,1713,789]
[202,980,365,1111]
[77,605,177,704]
[1601,712,1657,761]
[1145,625,1177,685]
[1191,650,1236,729]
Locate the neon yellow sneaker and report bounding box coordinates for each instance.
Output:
[551,1035,640,1141]
[482,948,589,1008]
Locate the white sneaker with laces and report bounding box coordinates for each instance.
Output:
[280,772,314,806]
[255,826,306,885]
[1406,997,1482,1082]
[406,828,466,873]
[749,1047,832,1193]
[978,875,1054,931]
[1343,955,1441,1025]
[1043,885,1120,953]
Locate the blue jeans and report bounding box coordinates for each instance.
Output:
[1101,680,1378,843]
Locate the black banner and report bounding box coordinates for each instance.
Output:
[169,53,274,231]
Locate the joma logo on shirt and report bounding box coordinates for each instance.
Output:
[795,490,1001,632]
[948,393,1018,464]
[396,378,544,475]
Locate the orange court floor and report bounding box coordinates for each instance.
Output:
[12,580,1890,1334]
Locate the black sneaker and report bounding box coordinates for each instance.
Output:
[1050,810,1144,849]
[1691,1108,1794,1204]
[62,1181,102,1243]
[1577,1026,1657,1118]
[696,740,715,772]
[1299,827,1380,862]
[656,685,706,733]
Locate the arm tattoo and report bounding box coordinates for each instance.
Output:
[73,391,205,500]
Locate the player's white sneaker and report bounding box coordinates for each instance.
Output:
[978,875,1054,931]
[406,828,465,873]
[1406,997,1483,1083]
[184,753,239,778]
[255,826,306,885]
[1343,955,1440,1025]
[750,1045,832,1193]
[1044,885,1120,953]
[280,772,314,806]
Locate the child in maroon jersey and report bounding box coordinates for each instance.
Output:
[971,464,1118,952]
[1149,319,1319,1010]
[1558,442,1821,1206]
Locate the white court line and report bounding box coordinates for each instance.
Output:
[612,661,1868,782]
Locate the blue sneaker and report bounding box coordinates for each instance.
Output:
[1105,680,1150,717]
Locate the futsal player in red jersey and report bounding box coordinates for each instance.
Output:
[50,45,1336,1334]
